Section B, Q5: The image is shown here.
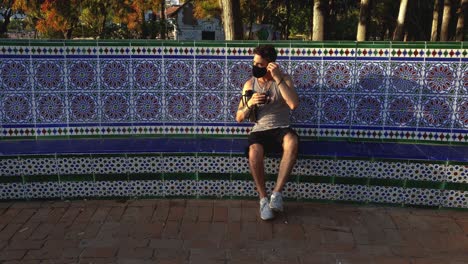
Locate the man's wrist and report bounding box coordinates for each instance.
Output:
[276,75,286,84]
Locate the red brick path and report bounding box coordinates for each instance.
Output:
[0,199,467,264]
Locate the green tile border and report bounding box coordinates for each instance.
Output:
[163,173,196,180]
[23,175,59,183]
[95,174,128,182]
[0,176,23,183]
[129,173,164,181]
[198,173,231,181]
[59,174,94,182]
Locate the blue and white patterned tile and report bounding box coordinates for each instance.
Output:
[319,94,353,126]
[34,93,68,124]
[290,60,322,94]
[100,92,132,123]
[164,92,194,122]
[442,190,467,208]
[57,156,94,176]
[297,182,336,200]
[282,182,298,199]
[163,156,197,173]
[67,59,98,91]
[68,92,100,123]
[423,62,459,95]
[371,161,408,180]
[369,186,405,204]
[322,61,355,93]
[351,94,386,127]
[0,59,32,92]
[1,93,35,125]
[96,180,129,197]
[291,93,320,124]
[24,182,61,199]
[132,59,164,90]
[99,59,131,91]
[231,180,257,197]
[61,181,96,198]
[127,155,164,174]
[165,59,194,91]
[21,157,58,176]
[132,92,164,123]
[164,179,197,196]
[227,92,241,122]
[388,61,424,95]
[354,61,389,94]
[33,59,66,91]
[196,156,231,174]
[404,188,442,207]
[459,63,468,95]
[230,156,250,174]
[333,159,372,178]
[198,180,231,198]
[227,60,251,90]
[384,94,420,128]
[453,96,468,129]
[0,183,24,200]
[0,157,22,176]
[195,92,226,123]
[93,156,128,175]
[264,157,280,175]
[129,180,164,197]
[406,162,447,182]
[446,164,468,183]
[195,59,226,91]
[418,95,454,129]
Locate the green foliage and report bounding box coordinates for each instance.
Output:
[3,0,464,41]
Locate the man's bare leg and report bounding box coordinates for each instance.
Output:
[248,143,267,198]
[274,132,298,193]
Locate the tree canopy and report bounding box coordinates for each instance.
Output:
[0,0,465,40]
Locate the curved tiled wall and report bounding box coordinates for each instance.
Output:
[0,40,467,208]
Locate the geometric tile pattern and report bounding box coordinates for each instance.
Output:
[0,40,466,209]
[0,154,466,208]
[0,40,466,143]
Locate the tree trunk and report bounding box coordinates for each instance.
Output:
[312,0,325,41]
[160,2,166,40]
[357,0,371,41]
[285,0,291,40]
[440,0,452,41]
[456,0,467,40]
[247,0,254,40]
[431,0,441,41]
[221,0,243,40]
[393,0,409,41]
[326,0,337,40]
[0,8,12,36]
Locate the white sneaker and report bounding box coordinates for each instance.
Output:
[260,197,274,220]
[269,192,284,212]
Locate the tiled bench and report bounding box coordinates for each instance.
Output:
[1,137,466,209]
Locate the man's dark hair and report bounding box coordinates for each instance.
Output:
[253,45,277,62]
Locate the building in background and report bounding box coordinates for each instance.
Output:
[167,1,224,41]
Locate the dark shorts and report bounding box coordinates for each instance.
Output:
[246,127,299,157]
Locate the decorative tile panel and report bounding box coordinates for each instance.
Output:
[0,40,467,209]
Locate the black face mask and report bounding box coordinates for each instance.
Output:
[252,65,267,78]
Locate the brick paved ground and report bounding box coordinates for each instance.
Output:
[0,199,466,264]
